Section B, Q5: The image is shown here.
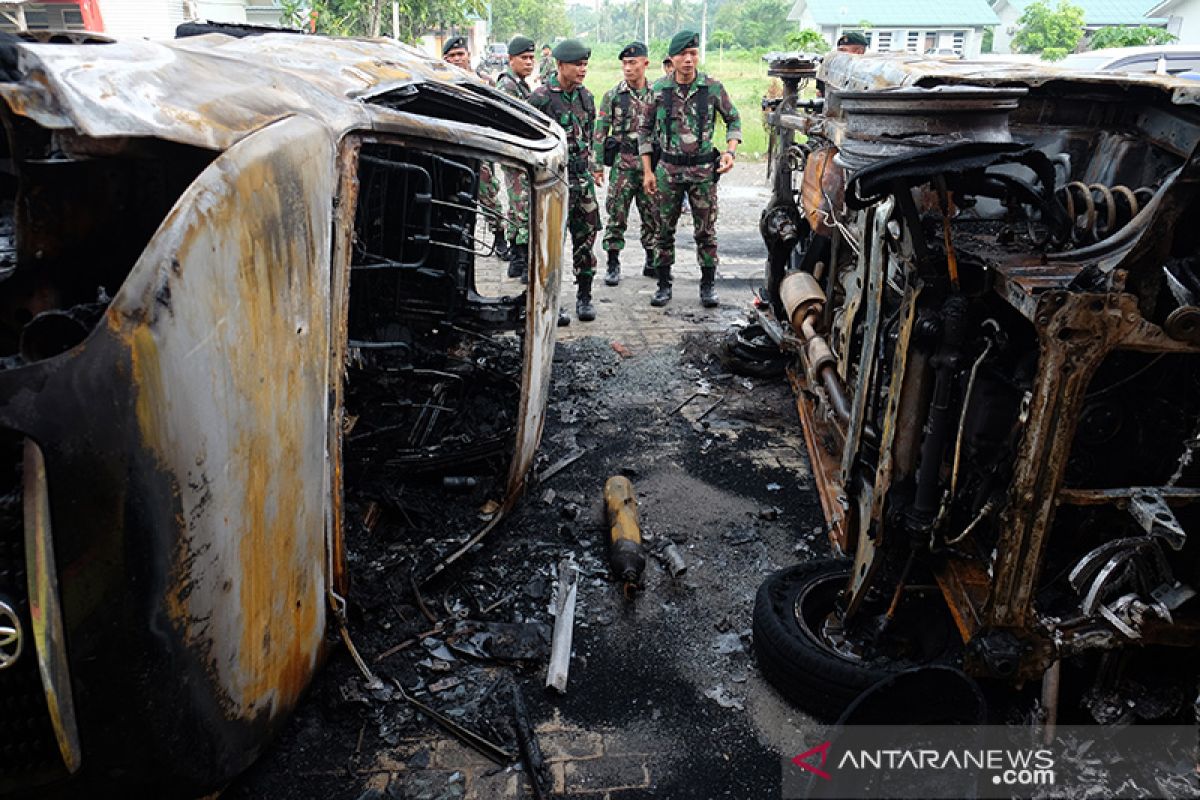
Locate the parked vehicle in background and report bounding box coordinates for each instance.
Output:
[1059,44,1200,74]
[0,26,566,798]
[481,41,509,75]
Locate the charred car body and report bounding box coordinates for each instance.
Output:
[0,31,566,796]
[754,52,1200,722]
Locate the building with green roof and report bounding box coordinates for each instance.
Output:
[786,0,1000,57]
[990,0,1167,53]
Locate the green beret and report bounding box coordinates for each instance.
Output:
[552,38,590,63]
[668,30,699,56]
[619,41,648,60]
[508,36,535,56]
[442,36,467,56]
[837,31,868,47]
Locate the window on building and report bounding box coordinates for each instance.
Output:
[62,8,85,28]
[907,30,920,52]
[23,10,49,29]
[876,31,894,51]
[952,31,966,54]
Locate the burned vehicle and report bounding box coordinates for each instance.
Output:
[753,52,1200,722]
[0,31,566,796]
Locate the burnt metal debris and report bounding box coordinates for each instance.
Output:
[754,50,1200,723]
[0,29,568,797]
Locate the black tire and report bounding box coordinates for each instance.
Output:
[752,559,956,721]
[720,324,786,378]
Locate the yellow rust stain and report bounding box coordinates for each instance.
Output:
[126,137,328,719]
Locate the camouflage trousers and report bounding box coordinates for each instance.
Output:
[601,166,658,254]
[654,173,719,276]
[479,162,504,238]
[568,176,600,281]
[502,166,530,245]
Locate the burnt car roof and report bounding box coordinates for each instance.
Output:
[0,33,560,155]
[817,51,1200,107]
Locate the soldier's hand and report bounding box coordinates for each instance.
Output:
[643,171,657,195]
[717,152,735,174]
[592,169,605,187]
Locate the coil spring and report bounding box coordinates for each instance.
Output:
[1056,181,1155,246]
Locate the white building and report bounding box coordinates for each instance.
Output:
[991,0,1167,54]
[0,0,292,41]
[787,0,1000,58]
[1147,0,1200,43]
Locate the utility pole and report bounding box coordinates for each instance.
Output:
[644,0,649,45]
[700,0,707,64]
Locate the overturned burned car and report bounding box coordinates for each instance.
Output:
[0,31,566,797]
[754,52,1200,722]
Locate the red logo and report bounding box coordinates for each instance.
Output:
[792,741,832,781]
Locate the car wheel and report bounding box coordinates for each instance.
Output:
[752,559,957,721]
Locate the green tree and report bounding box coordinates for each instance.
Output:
[982,26,994,53]
[1089,25,1177,49]
[492,0,569,45]
[306,0,484,40]
[786,28,829,53]
[710,29,734,62]
[1012,0,1085,56]
[712,0,792,49]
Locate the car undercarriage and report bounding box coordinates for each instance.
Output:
[755,52,1200,724]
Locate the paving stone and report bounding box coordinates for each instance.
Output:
[562,755,651,794]
[538,729,605,762]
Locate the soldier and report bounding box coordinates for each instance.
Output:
[530,39,601,322]
[593,41,658,286]
[443,36,509,261]
[836,31,868,54]
[496,36,536,282]
[538,43,555,85]
[639,29,741,308]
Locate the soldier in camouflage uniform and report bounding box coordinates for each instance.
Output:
[530,39,601,322]
[593,41,658,286]
[639,30,741,308]
[496,36,536,281]
[443,36,510,261]
[538,44,555,85]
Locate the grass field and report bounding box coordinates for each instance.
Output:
[578,42,775,160]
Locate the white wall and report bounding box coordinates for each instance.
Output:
[1162,0,1200,43]
[992,1,1020,53]
[97,0,187,39]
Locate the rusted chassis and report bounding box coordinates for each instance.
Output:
[0,35,567,796]
[763,52,1200,688]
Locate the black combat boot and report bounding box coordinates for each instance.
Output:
[576,276,597,321]
[604,250,621,286]
[651,265,672,307]
[506,241,526,280]
[699,267,719,308]
[558,309,571,327]
[494,231,512,261]
[642,249,657,278]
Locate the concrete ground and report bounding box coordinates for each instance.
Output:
[230,162,826,800]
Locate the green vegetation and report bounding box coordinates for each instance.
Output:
[581,42,774,159]
[490,0,570,45]
[1088,25,1177,50]
[296,0,485,41]
[1011,0,1085,59]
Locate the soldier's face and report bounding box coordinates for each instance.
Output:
[622,56,648,84]
[510,52,535,77]
[671,47,699,82]
[444,48,469,69]
[837,44,866,55]
[558,59,588,89]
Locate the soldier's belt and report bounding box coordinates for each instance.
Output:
[660,150,719,167]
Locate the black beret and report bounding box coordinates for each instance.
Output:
[508,36,535,56]
[837,31,868,47]
[619,41,648,60]
[668,30,699,56]
[442,36,467,56]
[552,38,591,63]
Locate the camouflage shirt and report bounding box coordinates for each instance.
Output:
[530,74,596,181]
[637,73,742,183]
[593,79,654,172]
[538,57,555,85]
[496,67,531,102]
